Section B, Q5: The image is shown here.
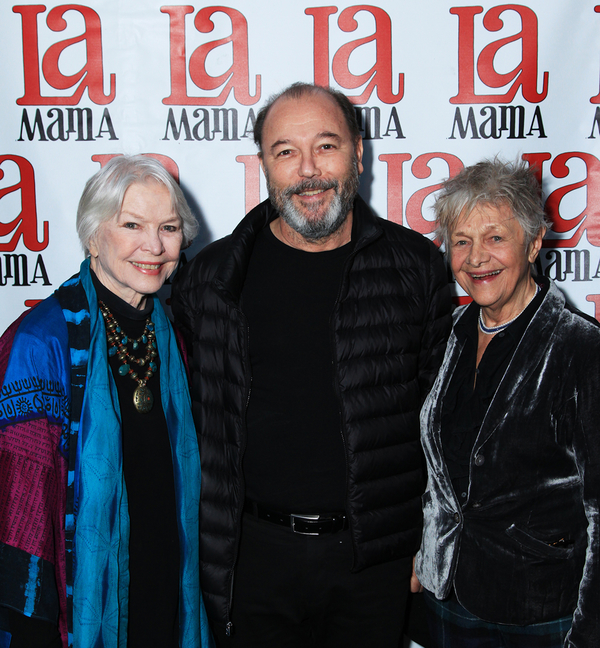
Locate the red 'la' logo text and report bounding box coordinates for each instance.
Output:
[524,152,600,248]
[306,6,402,104]
[13,5,115,106]
[0,156,49,252]
[378,153,464,234]
[162,6,260,106]
[451,5,548,104]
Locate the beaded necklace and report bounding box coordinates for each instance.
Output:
[99,300,157,413]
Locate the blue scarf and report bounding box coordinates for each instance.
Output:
[66,260,211,647]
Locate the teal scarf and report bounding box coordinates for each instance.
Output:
[71,260,211,648]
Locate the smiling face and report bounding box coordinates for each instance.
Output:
[259,91,363,248]
[89,181,183,309]
[449,202,543,322]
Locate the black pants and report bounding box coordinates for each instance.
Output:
[212,512,413,648]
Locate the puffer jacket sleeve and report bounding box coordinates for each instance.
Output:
[417,243,452,403]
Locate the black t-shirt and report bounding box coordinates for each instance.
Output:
[241,225,352,513]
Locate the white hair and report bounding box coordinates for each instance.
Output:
[76,155,198,254]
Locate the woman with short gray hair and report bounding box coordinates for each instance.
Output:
[415,158,600,647]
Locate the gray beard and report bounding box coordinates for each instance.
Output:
[266,159,360,241]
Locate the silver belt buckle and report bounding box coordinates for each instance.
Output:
[290,513,320,536]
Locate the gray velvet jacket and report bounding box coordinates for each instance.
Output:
[415,279,600,647]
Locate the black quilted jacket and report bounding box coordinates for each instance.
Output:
[171,196,452,631]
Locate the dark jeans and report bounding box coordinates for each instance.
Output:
[212,512,413,648]
[424,590,572,648]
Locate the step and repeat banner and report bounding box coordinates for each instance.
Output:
[1,0,600,333]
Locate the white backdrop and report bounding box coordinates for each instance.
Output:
[2,2,599,644]
[2,1,600,330]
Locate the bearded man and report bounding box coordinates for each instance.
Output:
[172,83,451,648]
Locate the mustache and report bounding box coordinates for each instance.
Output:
[282,179,339,199]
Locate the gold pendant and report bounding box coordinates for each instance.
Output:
[133,384,154,413]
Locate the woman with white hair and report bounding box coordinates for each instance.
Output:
[415,158,600,647]
[0,155,212,648]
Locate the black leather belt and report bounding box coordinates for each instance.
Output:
[243,500,348,536]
